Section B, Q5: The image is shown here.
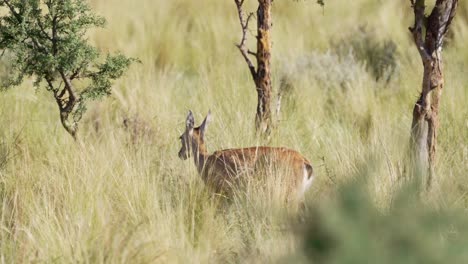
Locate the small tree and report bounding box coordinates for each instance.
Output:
[234,0,273,136]
[408,0,458,188]
[0,0,134,139]
[233,0,324,136]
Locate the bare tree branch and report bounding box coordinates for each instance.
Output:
[45,77,58,93]
[428,0,459,49]
[234,0,257,82]
[247,50,257,56]
[409,0,431,63]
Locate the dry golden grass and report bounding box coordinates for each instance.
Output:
[0,0,467,262]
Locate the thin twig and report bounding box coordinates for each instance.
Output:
[247,50,257,56]
[234,0,257,81]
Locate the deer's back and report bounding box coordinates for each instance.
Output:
[201,147,311,194]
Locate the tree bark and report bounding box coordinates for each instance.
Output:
[255,0,273,135]
[410,54,443,187]
[409,0,458,188]
[46,72,79,140]
[234,0,273,136]
[46,76,78,140]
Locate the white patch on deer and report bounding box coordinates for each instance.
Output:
[299,165,314,200]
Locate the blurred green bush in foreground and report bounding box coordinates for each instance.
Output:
[297,176,468,264]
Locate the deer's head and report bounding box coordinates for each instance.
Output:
[178,110,211,160]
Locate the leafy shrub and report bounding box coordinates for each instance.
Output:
[278,50,371,120]
[295,178,468,263]
[0,0,135,138]
[281,51,367,93]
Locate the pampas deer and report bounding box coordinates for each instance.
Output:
[178,110,315,201]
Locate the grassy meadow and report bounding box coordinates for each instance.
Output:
[1,0,468,262]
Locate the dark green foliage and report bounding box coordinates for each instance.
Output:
[333,26,399,83]
[298,177,468,263]
[0,0,135,138]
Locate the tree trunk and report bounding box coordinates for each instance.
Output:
[255,0,273,135]
[410,54,443,187]
[409,0,457,188]
[50,72,79,140]
[60,112,78,140]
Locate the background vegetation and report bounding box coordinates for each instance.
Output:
[0,0,467,262]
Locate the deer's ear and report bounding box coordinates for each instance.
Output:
[186,110,195,131]
[199,110,212,139]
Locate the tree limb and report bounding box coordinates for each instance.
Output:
[57,71,79,139]
[2,0,22,23]
[36,17,53,42]
[59,71,77,104]
[428,0,459,49]
[234,0,257,81]
[409,0,431,63]
[248,50,257,56]
[70,66,84,80]
[52,14,59,55]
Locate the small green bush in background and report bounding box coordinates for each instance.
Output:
[332,26,399,84]
[281,51,367,92]
[278,51,370,119]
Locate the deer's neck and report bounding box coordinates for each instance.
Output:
[192,144,208,174]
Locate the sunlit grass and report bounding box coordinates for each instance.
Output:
[0,0,467,262]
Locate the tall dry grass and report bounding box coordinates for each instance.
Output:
[0,0,467,262]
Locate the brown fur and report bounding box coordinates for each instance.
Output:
[202,147,312,194]
[178,111,314,198]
